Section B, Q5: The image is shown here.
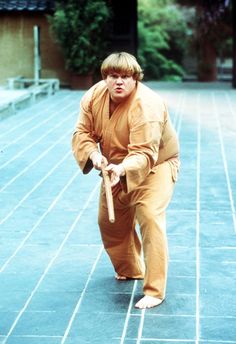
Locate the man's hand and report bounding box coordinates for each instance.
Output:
[105,163,125,187]
[90,151,108,170]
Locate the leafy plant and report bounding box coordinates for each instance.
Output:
[138,0,188,80]
[48,0,112,75]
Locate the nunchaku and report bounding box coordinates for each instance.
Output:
[101,166,115,223]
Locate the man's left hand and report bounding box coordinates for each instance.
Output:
[105,163,125,187]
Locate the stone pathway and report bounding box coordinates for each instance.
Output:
[0,83,235,343]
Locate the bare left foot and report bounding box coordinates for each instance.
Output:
[115,274,127,280]
[135,295,163,309]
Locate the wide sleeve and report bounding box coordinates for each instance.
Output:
[71,88,99,174]
[121,105,160,193]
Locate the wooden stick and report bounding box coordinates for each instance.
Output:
[101,166,115,223]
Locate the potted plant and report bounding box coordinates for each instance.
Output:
[48,0,112,89]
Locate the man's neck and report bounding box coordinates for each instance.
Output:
[109,98,119,116]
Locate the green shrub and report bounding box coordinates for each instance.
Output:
[48,0,111,75]
[138,0,188,80]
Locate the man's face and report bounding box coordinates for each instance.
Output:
[105,72,137,103]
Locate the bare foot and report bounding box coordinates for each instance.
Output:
[115,274,127,280]
[135,295,163,309]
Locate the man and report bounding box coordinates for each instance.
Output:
[72,52,180,309]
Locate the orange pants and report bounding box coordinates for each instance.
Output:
[98,161,175,299]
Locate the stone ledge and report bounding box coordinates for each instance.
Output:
[0,78,60,120]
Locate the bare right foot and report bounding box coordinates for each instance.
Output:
[115,274,127,280]
[135,295,163,309]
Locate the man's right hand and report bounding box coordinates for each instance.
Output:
[90,151,108,170]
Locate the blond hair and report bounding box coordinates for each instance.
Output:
[101,52,144,81]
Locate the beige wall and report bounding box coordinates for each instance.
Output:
[0,13,70,86]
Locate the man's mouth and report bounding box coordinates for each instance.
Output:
[115,87,123,93]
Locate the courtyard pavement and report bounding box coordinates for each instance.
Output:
[0,82,235,343]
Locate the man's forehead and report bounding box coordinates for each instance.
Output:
[108,68,133,75]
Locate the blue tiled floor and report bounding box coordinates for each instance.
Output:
[0,83,236,343]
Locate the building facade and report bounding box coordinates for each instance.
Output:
[0,0,137,87]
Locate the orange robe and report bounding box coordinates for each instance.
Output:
[72,80,180,299]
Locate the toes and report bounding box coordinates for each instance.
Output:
[135,296,163,309]
[115,274,127,280]
[135,300,144,309]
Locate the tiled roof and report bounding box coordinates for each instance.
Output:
[0,0,55,11]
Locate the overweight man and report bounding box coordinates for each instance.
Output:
[72,52,180,309]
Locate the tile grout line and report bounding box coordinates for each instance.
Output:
[175,92,185,135]
[136,309,145,344]
[225,91,236,128]
[61,246,104,344]
[132,313,196,317]
[137,339,196,342]
[172,92,184,129]
[212,92,236,233]
[195,92,201,344]
[2,181,101,344]
[119,280,138,344]
[138,339,236,343]
[0,166,80,273]
[7,337,232,343]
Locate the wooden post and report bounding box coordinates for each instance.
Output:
[34,26,41,86]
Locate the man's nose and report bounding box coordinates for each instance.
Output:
[116,77,123,83]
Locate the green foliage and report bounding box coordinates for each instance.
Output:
[48,0,112,74]
[138,0,188,80]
